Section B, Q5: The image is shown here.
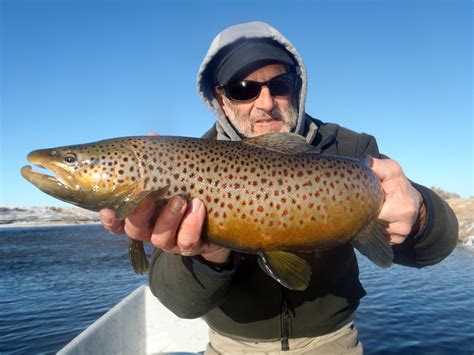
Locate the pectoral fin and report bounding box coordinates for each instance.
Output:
[114,185,169,220]
[258,251,311,291]
[352,218,393,268]
[114,185,169,274]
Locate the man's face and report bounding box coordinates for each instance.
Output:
[215,63,298,138]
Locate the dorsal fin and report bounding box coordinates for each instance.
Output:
[243,132,315,154]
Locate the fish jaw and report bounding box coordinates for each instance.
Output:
[21,165,87,207]
[25,148,82,192]
[22,146,132,211]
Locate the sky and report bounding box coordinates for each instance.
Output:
[1,0,472,207]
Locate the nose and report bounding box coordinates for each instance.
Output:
[254,85,275,112]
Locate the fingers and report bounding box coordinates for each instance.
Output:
[176,199,206,255]
[150,196,188,250]
[370,158,423,244]
[151,197,207,256]
[99,208,125,235]
[123,197,156,242]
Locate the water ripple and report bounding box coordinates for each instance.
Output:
[0,225,472,354]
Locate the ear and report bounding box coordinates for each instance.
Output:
[213,85,228,115]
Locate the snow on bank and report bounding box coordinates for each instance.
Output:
[1,197,472,246]
[0,206,100,227]
[445,198,474,247]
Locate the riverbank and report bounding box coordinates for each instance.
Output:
[444,197,474,245]
[0,206,100,228]
[1,194,472,244]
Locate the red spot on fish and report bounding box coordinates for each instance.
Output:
[309,203,314,208]
[303,181,312,187]
[257,206,264,213]
[323,205,329,211]
[214,211,219,218]
[339,191,344,196]
[297,171,304,177]
[302,195,307,200]
[282,210,288,217]
[274,191,280,196]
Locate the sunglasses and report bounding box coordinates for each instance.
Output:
[220,72,298,102]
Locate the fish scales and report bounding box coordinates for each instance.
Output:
[22,133,392,290]
[123,136,383,252]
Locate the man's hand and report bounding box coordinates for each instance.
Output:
[369,157,424,245]
[99,196,231,265]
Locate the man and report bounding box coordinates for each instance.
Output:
[100,22,458,354]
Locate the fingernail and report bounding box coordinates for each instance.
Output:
[190,198,202,214]
[135,198,151,213]
[100,216,113,224]
[170,196,185,213]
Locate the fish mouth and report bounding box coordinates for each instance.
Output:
[21,164,78,195]
[21,150,80,197]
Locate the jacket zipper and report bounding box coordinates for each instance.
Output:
[281,295,290,351]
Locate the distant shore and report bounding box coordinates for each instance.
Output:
[1,197,472,245]
[0,221,101,229]
[0,206,100,229]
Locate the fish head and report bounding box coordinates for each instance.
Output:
[21,139,141,211]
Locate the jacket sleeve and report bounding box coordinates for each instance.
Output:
[353,132,459,267]
[148,248,237,319]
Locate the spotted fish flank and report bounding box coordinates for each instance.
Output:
[21,133,393,290]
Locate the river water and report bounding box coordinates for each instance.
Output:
[0,224,472,354]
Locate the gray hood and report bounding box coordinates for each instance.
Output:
[196,21,308,141]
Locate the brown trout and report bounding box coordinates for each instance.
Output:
[21,133,393,290]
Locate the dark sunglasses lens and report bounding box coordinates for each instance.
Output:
[224,74,296,101]
[268,76,294,96]
[225,81,261,101]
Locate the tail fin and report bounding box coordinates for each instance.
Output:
[352,218,393,268]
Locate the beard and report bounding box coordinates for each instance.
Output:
[223,98,298,138]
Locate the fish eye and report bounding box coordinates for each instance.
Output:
[63,153,77,165]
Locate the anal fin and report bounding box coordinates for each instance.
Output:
[352,218,393,268]
[258,251,311,291]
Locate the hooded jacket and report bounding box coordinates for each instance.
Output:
[149,22,458,347]
[197,21,313,142]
